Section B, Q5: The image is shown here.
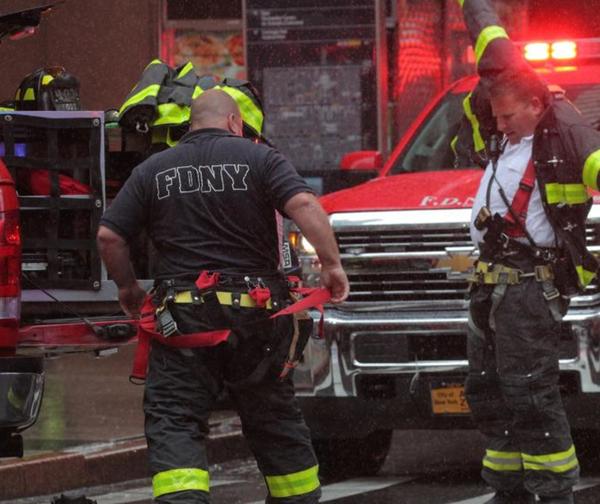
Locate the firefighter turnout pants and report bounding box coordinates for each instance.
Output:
[144,294,320,503]
[465,276,578,498]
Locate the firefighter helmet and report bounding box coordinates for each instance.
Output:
[15,66,81,111]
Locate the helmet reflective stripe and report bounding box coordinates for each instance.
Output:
[264,465,320,498]
[41,75,54,86]
[475,25,509,66]
[152,468,209,497]
[23,88,36,101]
[217,85,264,136]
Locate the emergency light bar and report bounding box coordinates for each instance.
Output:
[519,38,600,63]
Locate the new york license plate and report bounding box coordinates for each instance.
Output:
[430,383,471,415]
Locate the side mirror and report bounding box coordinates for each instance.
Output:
[340,150,383,171]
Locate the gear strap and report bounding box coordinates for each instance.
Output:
[503,158,536,238]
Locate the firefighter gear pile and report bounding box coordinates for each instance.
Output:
[118,60,266,147]
[455,0,600,502]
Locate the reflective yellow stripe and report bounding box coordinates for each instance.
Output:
[193,86,204,99]
[545,182,589,205]
[522,445,578,474]
[178,61,195,78]
[457,0,464,6]
[450,135,458,155]
[23,88,35,101]
[576,265,596,287]
[146,59,163,69]
[217,85,264,135]
[119,84,161,115]
[173,290,273,310]
[462,93,485,153]
[583,149,600,191]
[154,102,190,126]
[152,468,209,497]
[41,75,54,86]
[265,465,320,498]
[475,26,509,65]
[0,106,14,112]
[482,449,522,472]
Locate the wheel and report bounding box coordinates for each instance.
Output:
[312,429,393,482]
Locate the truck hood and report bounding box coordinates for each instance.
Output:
[320,169,484,213]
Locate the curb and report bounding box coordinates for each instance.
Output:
[0,429,249,501]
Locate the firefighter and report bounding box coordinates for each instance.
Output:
[455,1,600,503]
[97,89,349,504]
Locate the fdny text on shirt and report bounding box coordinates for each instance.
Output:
[156,164,249,199]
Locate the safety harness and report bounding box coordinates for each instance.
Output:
[503,158,536,238]
[131,271,330,382]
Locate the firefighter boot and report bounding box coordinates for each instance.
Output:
[483,490,535,504]
[538,492,575,504]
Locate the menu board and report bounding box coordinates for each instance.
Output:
[244,0,385,172]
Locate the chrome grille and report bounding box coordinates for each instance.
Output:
[336,220,600,304]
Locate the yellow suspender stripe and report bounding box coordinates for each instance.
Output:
[582,148,600,191]
[462,93,485,153]
[265,465,320,498]
[119,84,161,115]
[545,183,589,205]
[217,85,264,135]
[475,26,509,66]
[522,445,579,473]
[152,468,209,497]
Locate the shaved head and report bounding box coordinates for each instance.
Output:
[190,89,243,136]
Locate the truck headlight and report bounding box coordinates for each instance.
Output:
[288,229,321,287]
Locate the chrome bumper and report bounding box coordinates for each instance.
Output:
[294,306,600,397]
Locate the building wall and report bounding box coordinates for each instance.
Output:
[0,0,160,111]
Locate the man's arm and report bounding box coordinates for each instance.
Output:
[97,225,146,317]
[284,192,349,304]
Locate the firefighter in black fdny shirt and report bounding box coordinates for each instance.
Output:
[97,89,349,504]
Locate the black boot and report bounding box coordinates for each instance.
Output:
[483,490,536,504]
[538,492,575,504]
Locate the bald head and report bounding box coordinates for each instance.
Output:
[190,89,243,136]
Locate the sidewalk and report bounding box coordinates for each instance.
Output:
[0,347,248,501]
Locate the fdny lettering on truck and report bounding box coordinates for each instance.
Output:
[419,195,475,208]
[156,164,249,199]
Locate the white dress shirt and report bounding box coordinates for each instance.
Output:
[470,135,556,248]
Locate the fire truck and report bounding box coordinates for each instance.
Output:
[290,39,600,478]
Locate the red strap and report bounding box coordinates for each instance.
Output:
[195,271,220,290]
[504,158,536,238]
[249,286,271,308]
[271,288,331,318]
[130,296,230,381]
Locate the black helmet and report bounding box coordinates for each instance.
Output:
[15,66,81,111]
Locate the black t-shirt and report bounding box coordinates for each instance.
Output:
[100,128,312,279]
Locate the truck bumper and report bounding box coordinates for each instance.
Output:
[0,356,44,457]
[294,307,600,436]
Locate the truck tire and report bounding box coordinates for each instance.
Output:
[312,429,393,481]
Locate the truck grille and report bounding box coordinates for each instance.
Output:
[337,224,600,304]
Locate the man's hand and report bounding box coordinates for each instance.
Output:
[118,283,147,318]
[321,263,349,304]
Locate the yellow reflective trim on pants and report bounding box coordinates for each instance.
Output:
[154,102,190,126]
[482,449,522,472]
[583,149,600,191]
[217,85,264,135]
[265,465,320,498]
[522,445,578,474]
[41,75,54,86]
[475,26,509,65]
[178,61,195,78]
[152,468,209,497]
[545,182,589,205]
[462,93,485,153]
[23,88,35,101]
[119,84,161,115]
[576,265,596,287]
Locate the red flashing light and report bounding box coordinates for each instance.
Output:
[524,41,577,62]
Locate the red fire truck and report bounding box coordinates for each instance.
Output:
[290,39,600,478]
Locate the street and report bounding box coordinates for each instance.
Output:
[8,429,600,504]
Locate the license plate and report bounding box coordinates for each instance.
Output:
[430,383,471,415]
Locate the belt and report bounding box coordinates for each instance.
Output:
[172,290,273,310]
[468,262,554,285]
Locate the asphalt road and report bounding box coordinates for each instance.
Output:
[12,429,600,504]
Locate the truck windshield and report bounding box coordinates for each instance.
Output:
[389,82,600,176]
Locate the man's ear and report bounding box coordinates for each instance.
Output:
[227,113,243,137]
[531,96,545,116]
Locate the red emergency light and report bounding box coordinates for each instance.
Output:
[524,41,577,61]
